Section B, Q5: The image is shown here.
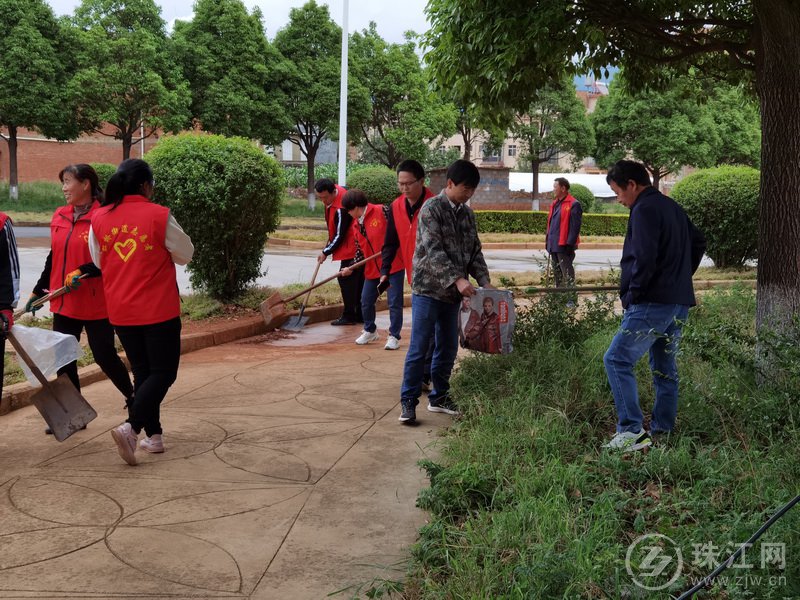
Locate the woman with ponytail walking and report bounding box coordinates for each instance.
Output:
[89,159,194,466]
[28,164,134,434]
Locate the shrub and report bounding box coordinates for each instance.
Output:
[147,133,283,300]
[568,182,594,212]
[475,210,628,236]
[282,162,386,189]
[346,166,398,204]
[90,163,117,190]
[671,165,759,268]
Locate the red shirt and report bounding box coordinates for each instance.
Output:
[391,188,435,283]
[49,202,109,320]
[352,204,402,280]
[324,185,357,261]
[91,195,180,326]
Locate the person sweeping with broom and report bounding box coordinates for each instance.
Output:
[89,159,194,466]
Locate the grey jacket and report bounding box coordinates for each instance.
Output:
[411,191,490,303]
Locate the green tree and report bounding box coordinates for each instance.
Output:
[172,0,289,144]
[0,0,78,200]
[274,1,370,206]
[591,76,719,188]
[509,79,594,196]
[423,0,798,337]
[707,84,761,167]
[350,25,456,168]
[70,0,190,160]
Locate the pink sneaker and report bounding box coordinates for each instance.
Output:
[139,434,164,453]
[110,423,138,465]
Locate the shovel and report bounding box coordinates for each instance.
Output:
[14,275,89,319]
[282,261,322,332]
[260,252,381,330]
[6,330,97,442]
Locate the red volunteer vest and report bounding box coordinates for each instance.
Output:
[0,213,8,229]
[353,204,402,280]
[324,184,356,261]
[91,195,179,326]
[391,187,435,283]
[49,202,109,320]
[546,193,581,248]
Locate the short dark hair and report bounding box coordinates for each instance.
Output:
[341,189,368,211]
[554,177,570,190]
[59,164,103,201]
[606,160,651,188]
[396,159,425,181]
[314,178,336,194]
[446,159,480,188]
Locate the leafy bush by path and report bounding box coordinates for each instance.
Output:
[90,162,117,190]
[672,166,759,268]
[346,166,398,204]
[147,134,283,300]
[410,287,800,598]
[569,182,595,212]
[475,210,628,236]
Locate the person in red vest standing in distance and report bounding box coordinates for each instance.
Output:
[340,189,402,345]
[27,164,134,435]
[315,178,363,325]
[0,210,20,399]
[545,177,583,288]
[89,159,194,466]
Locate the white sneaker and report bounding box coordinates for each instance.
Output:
[384,335,400,350]
[111,422,138,465]
[140,434,165,453]
[603,429,652,452]
[355,330,379,345]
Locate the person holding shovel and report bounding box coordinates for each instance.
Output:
[89,159,194,466]
[0,210,20,398]
[27,164,134,435]
[315,178,364,326]
[340,189,402,346]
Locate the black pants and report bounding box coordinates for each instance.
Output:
[338,259,364,322]
[551,250,576,287]
[53,313,133,401]
[114,317,181,437]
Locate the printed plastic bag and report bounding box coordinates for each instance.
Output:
[458,288,515,354]
[11,325,82,387]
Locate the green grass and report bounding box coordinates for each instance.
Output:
[0,181,64,215]
[280,195,324,219]
[405,287,799,599]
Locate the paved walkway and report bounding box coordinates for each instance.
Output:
[0,312,445,599]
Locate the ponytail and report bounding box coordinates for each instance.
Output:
[102,159,154,209]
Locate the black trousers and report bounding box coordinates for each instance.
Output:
[114,317,181,437]
[551,250,576,287]
[53,313,133,401]
[338,259,364,321]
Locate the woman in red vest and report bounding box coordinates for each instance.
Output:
[89,159,194,466]
[27,164,133,434]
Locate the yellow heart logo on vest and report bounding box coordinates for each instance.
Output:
[113,238,137,262]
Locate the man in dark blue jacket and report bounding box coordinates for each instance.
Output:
[602,160,706,452]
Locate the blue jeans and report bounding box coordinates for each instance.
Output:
[401,294,460,405]
[603,303,689,434]
[361,270,405,337]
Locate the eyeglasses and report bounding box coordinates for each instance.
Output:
[397,178,422,188]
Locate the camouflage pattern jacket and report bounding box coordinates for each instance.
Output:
[411,191,490,303]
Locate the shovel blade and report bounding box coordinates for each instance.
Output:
[281,316,309,332]
[30,374,97,442]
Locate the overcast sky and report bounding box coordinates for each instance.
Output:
[46,0,431,43]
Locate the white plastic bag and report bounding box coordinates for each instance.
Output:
[11,325,82,387]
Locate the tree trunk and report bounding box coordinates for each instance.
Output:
[753,0,800,338]
[7,125,18,201]
[121,130,133,161]
[462,129,472,160]
[651,171,661,190]
[306,145,317,210]
[532,160,540,197]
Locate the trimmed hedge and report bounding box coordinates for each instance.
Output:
[91,163,117,190]
[568,182,594,213]
[346,166,398,204]
[671,166,759,268]
[147,133,283,300]
[475,210,628,237]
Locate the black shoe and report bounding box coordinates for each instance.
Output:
[331,317,358,326]
[398,399,417,423]
[427,397,459,416]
